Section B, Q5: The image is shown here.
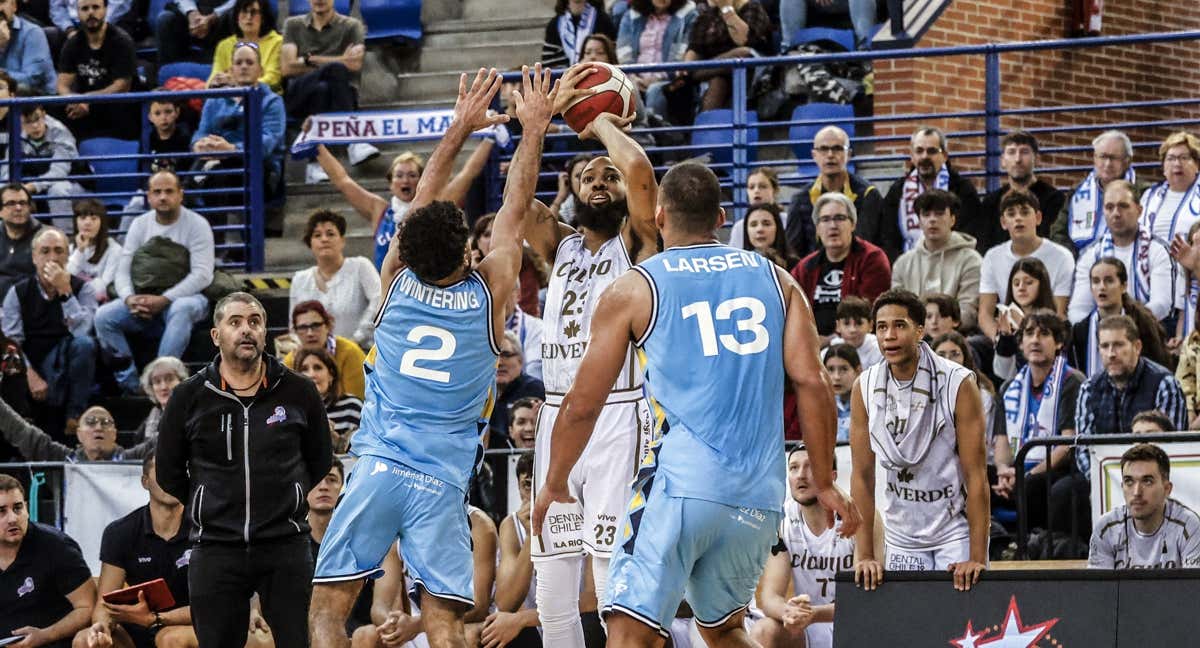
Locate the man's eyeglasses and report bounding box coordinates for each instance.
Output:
[3,199,29,208]
[294,322,326,333]
[1164,154,1197,165]
[813,145,848,155]
[84,415,116,429]
[913,146,943,156]
[1094,153,1127,163]
[817,214,852,225]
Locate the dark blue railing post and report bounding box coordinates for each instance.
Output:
[731,62,748,223]
[7,100,21,186]
[984,47,1002,193]
[244,85,265,272]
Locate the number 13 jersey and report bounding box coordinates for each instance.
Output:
[356,267,500,493]
[542,234,643,399]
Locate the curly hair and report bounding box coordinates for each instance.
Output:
[398,200,469,282]
[302,209,346,247]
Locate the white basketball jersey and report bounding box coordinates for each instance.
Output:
[541,233,643,399]
[510,511,538,611]
[857,360,972,550]
[780,499,855,607]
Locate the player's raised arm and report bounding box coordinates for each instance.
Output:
[577,109,658,259]
[477,64,556,297]
[531,271,651,535]
[949,378,990,591]
[777,266,860,536]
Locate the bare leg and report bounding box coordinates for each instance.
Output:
[696,611,758,648]
[607,611,667,648]
[421,590,467,648]
[349,625,379,648]
[156,626,201,648]
[310,580,366,648]
[748,617,807,648]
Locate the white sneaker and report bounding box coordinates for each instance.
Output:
[306,161,330,184]
[348,142,381,166]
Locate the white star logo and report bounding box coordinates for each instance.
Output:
[949,621,985,648]
[947,597,1058,648]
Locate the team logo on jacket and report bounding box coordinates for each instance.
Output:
[17,576,34,597]
[176,549,192,569]
[266,406,287,425]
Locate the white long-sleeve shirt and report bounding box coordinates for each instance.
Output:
[289,257,381,349]
[115,208,215,301]
[1068,236,1180,323]
[68,239,123,299]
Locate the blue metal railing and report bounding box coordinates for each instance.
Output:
[0,87,266,271]
[492,30,1200,221]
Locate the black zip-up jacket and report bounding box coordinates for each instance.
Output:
[156,354,333,545]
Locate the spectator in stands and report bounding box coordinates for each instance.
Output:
[1178,307,1200,427]
[508,397,539,449]
[823,343,859,442]
[136,355,188,443]
[2,227,96,425]
[192,42,286,202]
[95,170,214,394]
[307,460,343,549]
[992,310,1084,528]
[0,183,40,300]
[825,296,881,367]
[923,292,961,339]
[145,93,191,172]
[283,300,365,400]
[289,209,380,350]
[978,188,1074,340]
[933,331,997,446]
[1069,179,1178,324]
[1088,443,1200,569]
[542,0,617,68]
[67,199,120,303]
[156,0,234,65]
[156,292,332,648]
[746,166,779,207]
[10,104,85,227]
[208,0,282,94]
[791,192,891,340]
[891,189,983,330]
[0,474,95,648]
[739,202,798,270]
[976,131,1066,253]
[0,70,15,142]
[0,400,155,460]
[990,257,1058,380]
[1069,257,1170,378]
[779,0,877,50]
[879,126,981,260]
[0,0,57,95]
[580,32,618,64]
[1130,409,1175,434]
[294,347,361,453]
[56,0,138,140]
[1141,131,1200,246]
[486,452,541,648]
[505,283,544,381]
[616,0,698,126]
[489,330,545,446]
[784,126,881,258]
[281,0,377,183]
[1051,130,1144,255]
[682,0,772,113]
[470,213,547,318]
[50,0,147,42]
[74,455,196,648]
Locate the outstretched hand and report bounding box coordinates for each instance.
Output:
[453,68,510,133]
[578,111,636,142]
[1171,232,1200,273]
[551,64,599,116]
[512,63,557,134]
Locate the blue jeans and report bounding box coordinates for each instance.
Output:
[37,336,96,419]
[780,0,878,49]
[94,294,209,365]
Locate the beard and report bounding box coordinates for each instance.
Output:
[575,198,628,239]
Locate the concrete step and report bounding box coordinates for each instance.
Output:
[391,70,469,104]
[464,0,553,22]
[422,22,545,49]
[418,40,544,74]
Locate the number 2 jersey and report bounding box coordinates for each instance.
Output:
[633,243,787,511]
[355,268,500,493]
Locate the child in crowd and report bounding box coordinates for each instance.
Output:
[824,343,861,442]
[923,292,962,340]
[824,296,882,367]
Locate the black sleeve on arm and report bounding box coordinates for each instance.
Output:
[155,387,192,504]
[56,37,78,74]
[110,31,138,80]
[1058,372,1084,433]
[54,531,93,594]
[299,377,334,489]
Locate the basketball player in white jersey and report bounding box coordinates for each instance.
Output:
[849,289,990,592]
[523,65,660,648]
[752,447,881,648]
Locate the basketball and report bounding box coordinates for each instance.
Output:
[562,62,636,133]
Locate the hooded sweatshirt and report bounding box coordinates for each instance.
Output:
[890,230,983,329]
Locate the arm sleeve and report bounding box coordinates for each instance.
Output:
[95,242,122,297]
[53,533,93,592]
[0,395,71,460]
[63,283,97,337]
[1156,377,1188,431]
[300,378,334,488]
[56,35,77,74]
[12,24,57,94]
[1145,244,1176,321]
[114,220,140,298]
[259,94,286,156]
[615,13,634,63]
[1183,514,1200,568]
[858,247,892,304]
[1178,343,1198,415]
[1,286,25,344]
[352,260,381,347]
[877,182,903,261]
[155,387,191,503]
[97,522,125,569]
[958,253,982,330]
[1087,524,1115,568]
[110,33,136,81]
[191,103,216,146]
[259,34,283,92]
[209,38,232,82]
[1067,256,1095,323]
[30,139,76,190]
[1075,380,1094,438]
[1057,373,1082,433]
[161,215,215,301]
[1049,190,1076,251]
[1050,247,1075,297]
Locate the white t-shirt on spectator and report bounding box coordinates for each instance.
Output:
[1067,237,1180,323]
[822,333,883,368]
[979,238,1075,303]
[290,256,382,350]
[1142,188,1198,243]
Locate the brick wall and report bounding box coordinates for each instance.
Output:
[872,0,1200,191]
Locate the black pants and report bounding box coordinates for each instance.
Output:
[189,535,314,648]
[285,63,358,121]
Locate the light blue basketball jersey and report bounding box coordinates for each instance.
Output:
[633,243,787,511]
[355,268,499,493]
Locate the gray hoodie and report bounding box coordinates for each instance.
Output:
[890,230,983,329]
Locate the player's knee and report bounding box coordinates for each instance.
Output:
[350,624,378,648]
[155,627,198,648]
[696,614,749,646]
[70,629,91,648]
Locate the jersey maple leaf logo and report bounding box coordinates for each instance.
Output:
[897,467,915,483]
[563,320,581,339]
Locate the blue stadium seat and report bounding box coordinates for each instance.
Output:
[788,26,856,52]
[290,0,349,16]
[78,138,141,208]
[362,0,422,41]
[691,109,759,171]
[157,62,212,85]
[788,103,855,178]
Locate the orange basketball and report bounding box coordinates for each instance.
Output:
[562,62,636,133]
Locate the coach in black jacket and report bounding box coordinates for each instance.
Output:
[157,292,332,648]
